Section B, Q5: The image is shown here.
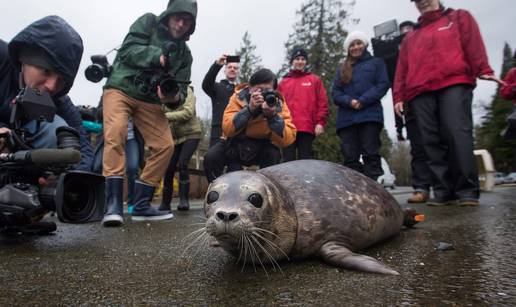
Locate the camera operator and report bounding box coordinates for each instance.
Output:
[202,54,240,147]
[203,69,296,182]
[0,16,93,171]
[101,0,197,226]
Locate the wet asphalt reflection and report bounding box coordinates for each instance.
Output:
[1,186,515,306]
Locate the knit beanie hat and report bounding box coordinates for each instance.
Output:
[18,46,58,72]
[290,48,308,63]
[343,31,369,54]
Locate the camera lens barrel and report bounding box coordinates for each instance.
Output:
[262,90,278,107]
[85,64,107,83]
[159,77,180,98]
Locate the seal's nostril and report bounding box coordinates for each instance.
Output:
[216,212,226,221]
[216,211,239,222]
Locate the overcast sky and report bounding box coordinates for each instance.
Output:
[1,0,515,140]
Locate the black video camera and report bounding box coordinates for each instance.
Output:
[85,55,112,83]
[0,88,104,235]
[135,41,190,102]
[261,89,280,108]
[371,19,406,84]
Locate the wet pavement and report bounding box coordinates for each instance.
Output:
[1,185,515,306]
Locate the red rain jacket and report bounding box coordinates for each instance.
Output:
[278,70,329,134]
[393,8,493,104]
[500,68,516,104]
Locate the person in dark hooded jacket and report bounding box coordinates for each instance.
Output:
[101,0,197,226]
[0,15,93,172]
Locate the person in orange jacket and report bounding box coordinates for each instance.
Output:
[204,68,296,182]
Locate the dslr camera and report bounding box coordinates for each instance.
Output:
[261,89,280,108]
[0,88,104,236]
[135,41,190,104]
[85,55,112,83]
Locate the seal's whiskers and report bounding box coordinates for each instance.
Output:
[182,227,209,259]
[245,234,270,276]
[250,235,283,275]
[252,229,290,260]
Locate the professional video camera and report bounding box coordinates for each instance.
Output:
[371,19,406,84]
[0,88,105,235]
[261,89,280,108]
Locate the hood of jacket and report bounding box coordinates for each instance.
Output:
[8,15,83,97]
[159,0,198,41]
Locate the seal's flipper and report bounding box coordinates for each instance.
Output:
[320,242,399,275]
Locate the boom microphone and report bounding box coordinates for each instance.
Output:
[0,149,81,166]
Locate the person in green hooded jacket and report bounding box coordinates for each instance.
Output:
[101,0,197,227]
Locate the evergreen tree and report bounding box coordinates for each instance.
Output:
[234,31,262,84]
[476,43,516,171]
[280,0,357,163]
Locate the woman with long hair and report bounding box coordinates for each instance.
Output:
[332,31,390,181]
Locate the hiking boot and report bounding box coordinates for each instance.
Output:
[458,198,479,206]
[407,191,429,203]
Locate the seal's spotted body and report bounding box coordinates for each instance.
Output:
[204,160,404,275]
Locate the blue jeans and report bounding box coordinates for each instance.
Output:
[23,115,68,148]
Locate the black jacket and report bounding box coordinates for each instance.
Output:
[0,16,93,171]
[202,62,236,140]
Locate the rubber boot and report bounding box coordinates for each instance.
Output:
[177,181,190,211]
[102,177,124,227]
[158,185,173,212]
[131,181,174,221]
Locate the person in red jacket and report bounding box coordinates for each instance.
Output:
[500,51,516,104]
[393,0,504,206]
[278,48,329,161]
[500,51,516,139]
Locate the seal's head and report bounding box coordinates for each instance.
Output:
[204,171,297,264]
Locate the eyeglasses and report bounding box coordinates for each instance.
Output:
[171,13,194,22]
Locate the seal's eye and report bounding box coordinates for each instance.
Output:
[247,193,263,208]
[206,191,219,204]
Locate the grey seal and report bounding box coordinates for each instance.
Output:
[203,160,420,275]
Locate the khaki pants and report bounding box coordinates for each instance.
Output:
[102,89,173,187]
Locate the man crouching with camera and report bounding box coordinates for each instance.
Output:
[101,0,197,226]
[204,68,297,182]
[0,16,93,170]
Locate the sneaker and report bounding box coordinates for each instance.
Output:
[132,206,174,221]
[458,198,479,206]
[427,196,458,206]
[407,191,429,203]
[127,204,134,215]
